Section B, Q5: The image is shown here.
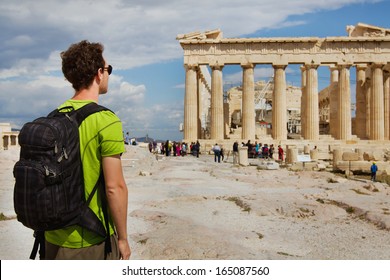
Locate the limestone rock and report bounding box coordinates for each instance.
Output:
[256,161,280,170]
[139,171,151,176]
[342,152,359,161]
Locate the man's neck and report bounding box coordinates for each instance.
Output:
[71,88,99,103]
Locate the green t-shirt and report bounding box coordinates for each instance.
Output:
[45,100,125,248]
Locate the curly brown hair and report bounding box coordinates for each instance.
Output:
[61,40,105,91]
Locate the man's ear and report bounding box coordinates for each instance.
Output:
[96,69,103,82]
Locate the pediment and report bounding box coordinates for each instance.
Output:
[177,29,222,41]
[347,23,390,37]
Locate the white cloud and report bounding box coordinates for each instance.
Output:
[0,0,382,140]
[174,84,185,89]
[4,35,34,48]
[0,0,379,74]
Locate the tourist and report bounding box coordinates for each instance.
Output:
[194,140,200,158]
[153,140,157,152]
[156,143,161,154]
[165,140,170,156]
[246,140,253,158]
[213,143,222,163]
[220,145,225,161]
[278,145,284,161]
[255,141,259,157]
[258,143,263,158]
[181,142,187,156]
[44,40,130,260]
[160,142,165,155]
[262,144,269,159]
[173,142,177,156]
[124,132,130,145]
[269,144,274,159]
[371,162,378,182]
[175,142,181,156]
[232,141,239,165]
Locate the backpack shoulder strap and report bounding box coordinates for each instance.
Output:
[48,102,113,126]
[73,103,113,127]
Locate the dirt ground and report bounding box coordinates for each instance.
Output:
[1,146,390,260]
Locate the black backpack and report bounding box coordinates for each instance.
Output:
[13,102,112,259]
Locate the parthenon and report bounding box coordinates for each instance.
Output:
[177,23,390,147]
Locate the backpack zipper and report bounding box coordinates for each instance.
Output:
[57,147,69,162]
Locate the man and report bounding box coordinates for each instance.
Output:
[125,132,130,145]
[213,143,221,163]
[44,40,131,260]
[371,162,378,182]
[193,140,200,158]
[232,141,239,165]
[246,140,253,158]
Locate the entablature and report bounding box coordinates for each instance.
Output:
[178,24,390,66]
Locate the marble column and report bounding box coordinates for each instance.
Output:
[241,63,255,141]
[365,68,372,139]
[384,71,390,140]
[300,66,306,138]
[210,64,224,140]
[329,65,339,138]
[197,74,204,139]
[336,64,352,140]
[370,63,385,140]
[184,64,198,141]
[304,64,319,140]
[355,64,367,139]
[272,64,287,140]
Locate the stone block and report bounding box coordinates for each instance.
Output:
[362,151,384,161]
[303,162,317,170]
[316,163,326,170]
[332,149,343,168]
[373,150,385,161]
[310,149,319,160]
[238,147,249,166]
[257,161,280,170]
[342,152,360,161]
[289,163,303,171]
[336,161,371,172]
[286,147,298,164]
[139,171,150,176]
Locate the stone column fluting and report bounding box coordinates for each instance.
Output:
[336,64,352,140]
[197,74,204,139]
[300,66,306,138]
[183,64,198,141]
[210,64,224,140]
[370,63,385,140]
[383,70,390,140]
[329,65,339,138]
[365,67,372,139]
[272,64,288,140]
[304,64,319,140]
[355,64,367,139]
[241,63,256,141]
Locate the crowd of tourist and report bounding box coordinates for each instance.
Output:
[239,140,284,161]
[125,131,285,164]
[148,140,201,158]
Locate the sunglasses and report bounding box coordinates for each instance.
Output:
[103,65,112,75]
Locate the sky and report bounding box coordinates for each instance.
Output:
[0,0,389,141]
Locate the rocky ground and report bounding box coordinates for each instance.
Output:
[1,146,390,260]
